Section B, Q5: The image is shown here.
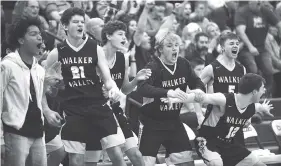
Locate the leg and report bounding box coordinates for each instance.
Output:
[125,147,144,166]
[4,132,32,166]
[84,150,102,166]
[47,147,66,166]
[164,124,194,166]
[69,153,85,166]
[28,137,47,166]
[139,127,163,166]
[106,146,126,166]
[238,49,258,74]
[46,135,67,166]
[236,152,264,166]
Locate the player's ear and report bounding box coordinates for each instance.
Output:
[106,33,112,41]
[252,89,257,96]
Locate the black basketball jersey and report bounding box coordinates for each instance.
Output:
[201,93,255,143]
[110,52,125,89]
[57,37,109,117]
[212,60,244,93]
[141,57,190,123]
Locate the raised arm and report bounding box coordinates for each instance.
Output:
[133,3,151,46]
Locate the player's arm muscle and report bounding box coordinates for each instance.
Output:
[45,48,58,68]
[200,64,214,86]
[96,45,117,90]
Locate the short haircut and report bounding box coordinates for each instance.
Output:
[61,7,85,26]
[7,17,42,49]
[101,20,127,45]
[238,73,265,94]
[190,58,205,69]
[194,32,209,43]
[155,1,166,7]
[219,32,239,46]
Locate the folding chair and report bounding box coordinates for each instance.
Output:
[270,119,281,153]
[243,124,264,149]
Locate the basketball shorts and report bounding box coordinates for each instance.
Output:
[194,135,258,166]
[139,123,193,165]
[61,111,125,155]
[85,110,137,163]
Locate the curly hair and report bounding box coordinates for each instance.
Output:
[6,17,42,50]
[60,7,85,25]
[101,20,127,45]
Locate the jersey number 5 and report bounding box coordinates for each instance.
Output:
[225,126,240,139]
[228,85,235,93]
[71,66,85,79]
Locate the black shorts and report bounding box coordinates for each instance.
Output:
[61,111,125,153]
[139,123,193,159]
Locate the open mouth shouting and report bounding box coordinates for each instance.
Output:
[172,52,178,59]
[77,28,83,33]
[231,48,238,55]
[121,40,126,46]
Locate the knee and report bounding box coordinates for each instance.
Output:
[207,159,223,166]
[126,148,143,161]
[69,154,84,166]
[106,146,124,162]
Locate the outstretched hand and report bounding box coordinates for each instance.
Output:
[258,99,274,117]
[136,69,152,81]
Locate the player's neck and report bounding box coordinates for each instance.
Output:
[103,43,117,63]
[18,47,35,65]
[66,36,85,48]
[235,93,252,109]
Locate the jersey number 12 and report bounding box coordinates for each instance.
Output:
[225,126,240,139]
[71,66,85,79]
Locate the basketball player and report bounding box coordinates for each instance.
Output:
[85,20,151,166]
[44,7,126,166]
[136,29,205,166]
[161,73,273,166]
[200,32,247,146]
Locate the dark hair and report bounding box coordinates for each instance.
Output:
[7,17,42,49]
[60,7,85,25]
[238,73,265,94]
[190,58,205,69]
[101,20,127,45]
[117,14,136,37]
[155,1,166,7]
[219,32,239,46]
[194,32,209,43]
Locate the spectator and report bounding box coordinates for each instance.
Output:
[175,1,192,36]
[208,0,238,31]
[184,32,211,65]
[86,18,104,45]
[12,0,49,30]
[181,22,202,54]
[145,1,166,37]
[1,17,47,166]
[235,1,281,97]
[189,1,209,30]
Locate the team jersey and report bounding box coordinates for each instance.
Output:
[138,57,205,130]
[211,60,245,93]
[109,52,125,89]
[57,37,110,117]
[199,93,255,143]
